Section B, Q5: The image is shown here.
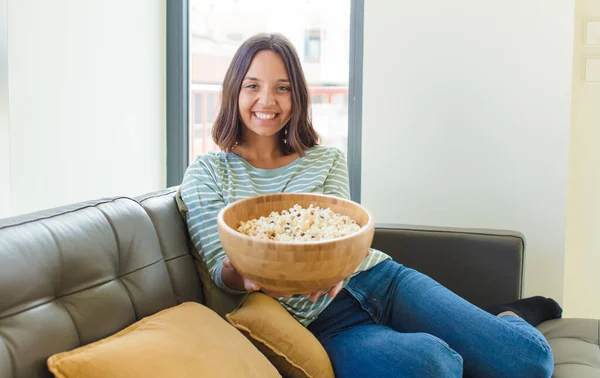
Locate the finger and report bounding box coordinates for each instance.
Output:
[309,290,327,302]
[366,249,371,257]
[328,281,344,298]
[222,257,232,269]
[242,277,260,291]
[276,292,294,298]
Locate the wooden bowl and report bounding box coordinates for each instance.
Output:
[217,193,375,294]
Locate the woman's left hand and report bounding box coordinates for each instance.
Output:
[304,248,370,302]
[264,249,370,301]
[306,280,345,302]
[261,281,344,302]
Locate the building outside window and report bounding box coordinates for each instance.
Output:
[304,28,322,62]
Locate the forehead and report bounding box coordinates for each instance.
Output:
[245,50,289,79]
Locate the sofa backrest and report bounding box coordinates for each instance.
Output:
[136,189,204,305]
[372,224,524,309]
[0,189,203,378]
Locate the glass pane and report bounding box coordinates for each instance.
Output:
[189,0,351,160]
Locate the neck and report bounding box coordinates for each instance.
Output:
[236,132,283,160]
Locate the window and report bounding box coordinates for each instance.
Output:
[167,0,364,201]
[188,0,350,159]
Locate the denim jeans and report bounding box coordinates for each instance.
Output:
[307,260,554,378]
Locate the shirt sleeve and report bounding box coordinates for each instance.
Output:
[323,148,351,200]
[179,156,247,295]
[323,148,375,258]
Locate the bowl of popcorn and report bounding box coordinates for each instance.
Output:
[217,193,375,294]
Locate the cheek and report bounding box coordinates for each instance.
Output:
[238,93,253,112]
[282,96,293,114]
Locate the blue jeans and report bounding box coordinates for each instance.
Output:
[307,260,554,378]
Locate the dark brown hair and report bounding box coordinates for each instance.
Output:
[212,33,319,156]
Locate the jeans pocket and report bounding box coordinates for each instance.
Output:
[343,285,382,323]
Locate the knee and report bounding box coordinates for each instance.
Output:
[419,334,464,377]
[509,337,554,378]
[527,341,554,378]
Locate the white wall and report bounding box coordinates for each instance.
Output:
[362,0,574,302]
[564,0,600,318]
[5,0,166,217]
[0,0,9,219]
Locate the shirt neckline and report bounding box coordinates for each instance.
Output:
[226,146,318,176]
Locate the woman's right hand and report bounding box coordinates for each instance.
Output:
[222,257,295,298]
[221,257,350,301]
[222,256,260,291]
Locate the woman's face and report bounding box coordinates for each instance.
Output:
[238,50,293,139]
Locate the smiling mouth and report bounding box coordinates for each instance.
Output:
[253,112,279,120]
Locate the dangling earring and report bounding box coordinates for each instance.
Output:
[283,126,288,144]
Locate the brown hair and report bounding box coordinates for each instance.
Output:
[212,33,319,156]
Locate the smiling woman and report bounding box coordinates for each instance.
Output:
[212,35,318,160]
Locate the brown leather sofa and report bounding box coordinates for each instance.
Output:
[0,188,597,378]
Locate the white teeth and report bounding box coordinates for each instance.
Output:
[255,112,276,120]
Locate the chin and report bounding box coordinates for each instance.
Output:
[248,126,283,138]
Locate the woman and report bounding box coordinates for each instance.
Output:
[179,33,561,378]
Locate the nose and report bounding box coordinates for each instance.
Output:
[258,86,276,106]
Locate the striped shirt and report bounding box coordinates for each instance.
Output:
[179,145,390,326]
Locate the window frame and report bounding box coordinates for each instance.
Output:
[0,0,9,217]
[166,0,189,189]
[166,0,365,203]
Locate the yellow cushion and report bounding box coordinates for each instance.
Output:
[226,293,334,378]
[47,302,280,378]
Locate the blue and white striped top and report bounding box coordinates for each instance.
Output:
[179,145,389,326]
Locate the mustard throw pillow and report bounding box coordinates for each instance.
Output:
[226,293,334,378]
[47,302,280,378]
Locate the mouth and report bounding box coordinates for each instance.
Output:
[252,111,279,121]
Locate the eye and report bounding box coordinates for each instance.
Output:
[278,85,290,92]
[245,84,257,89]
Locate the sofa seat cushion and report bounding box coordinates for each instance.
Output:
[537,318,600,378]
[47,302,280,378]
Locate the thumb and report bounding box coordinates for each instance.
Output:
[242,277,260,292]
[328,280,344,298]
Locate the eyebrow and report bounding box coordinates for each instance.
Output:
[244,76,290,83]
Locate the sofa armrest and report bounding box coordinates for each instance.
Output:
[372,224,525,310]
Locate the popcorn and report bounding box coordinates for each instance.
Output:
[237,204,361,242]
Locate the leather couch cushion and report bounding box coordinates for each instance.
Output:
[538,318,600,378]
[0,197,182,378]
[226,293,334,378]
[137,189,204,304]
[47,302,280,378]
